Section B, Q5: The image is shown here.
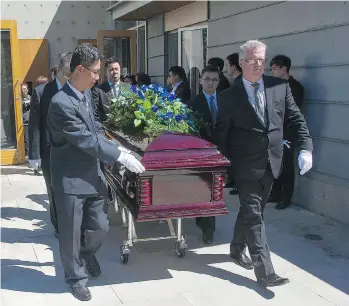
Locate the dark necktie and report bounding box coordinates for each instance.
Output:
[209,95,217,126]
[251,82,266,125]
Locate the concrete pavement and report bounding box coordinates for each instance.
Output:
[1,164,349,305]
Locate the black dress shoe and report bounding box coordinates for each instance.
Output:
[257,273,290,287]
[203,231,213,244]
[229,247,253,270]
[275,201,291,210]
[72,285,92,301]
[229,188,238,195]
[85,255,101,277]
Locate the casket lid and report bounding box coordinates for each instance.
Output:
[145,132,216,152]
[142,132,230,170]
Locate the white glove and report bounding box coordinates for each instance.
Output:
[117,151,145,174]
[29,159,41,170]
[298,150,313,175]
[118,145,131,154]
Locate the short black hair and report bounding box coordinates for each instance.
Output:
[136,72,151,86]
[201,65,220,77]
[105,56,121,68]
[169,66,187,81]
[70,43,103,72]
[207,57,224,72]
[270,55,291,73]
[226,53,242,73]
[124,74,137,85]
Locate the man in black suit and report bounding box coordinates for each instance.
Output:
[208,57,231,93]
[269,55,305,210]
[48,43,145,301]
[167,66,191,105]
[216,40,313,287]
[28,52,73,236]
[191,65,220,244]
[98,57,129,97]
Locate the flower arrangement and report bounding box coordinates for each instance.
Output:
[106,84,202,141]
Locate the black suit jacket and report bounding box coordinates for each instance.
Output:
[48,83,121,195]
[216,75,312,181]
[190,92,218,144]
[217,73,231,93]
[98,81,130,94]
[28,80,59,160]
[175,82,191,105]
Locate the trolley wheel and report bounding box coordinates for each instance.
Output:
[175,241,186,258]
[120,253,129,264]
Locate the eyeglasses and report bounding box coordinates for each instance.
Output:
[168,74,177,78]
[202,78,219,83]
[83,65,100,75]
[243,58,267,65]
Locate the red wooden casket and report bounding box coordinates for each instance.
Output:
[105,131,230,222]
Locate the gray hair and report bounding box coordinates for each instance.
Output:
[59,52,73,68]
[239,40,267,59]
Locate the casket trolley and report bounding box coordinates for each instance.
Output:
[105,130,230,264]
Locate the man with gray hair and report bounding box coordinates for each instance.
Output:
[28,51,73,237]
[216,40,313,287]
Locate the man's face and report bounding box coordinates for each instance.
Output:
[107,62,121,83]
[200,71,219,94]
[240,47,266,82]
[60,66,72,80]
[271,64,287,78]
[167,72,179,86]
[21,85,28,96]
[226,59,234,76]
[80,60,101,89]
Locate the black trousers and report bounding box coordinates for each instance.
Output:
[231,166,275,279]
[270,146,295,203]
[41,156,58,233]
[24,124,29,156]
[195,216,215,235]
[55,192,109,287]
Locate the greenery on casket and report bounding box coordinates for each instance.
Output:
[106,84,202,141]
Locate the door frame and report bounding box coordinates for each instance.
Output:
[1,20,25,165]
[128,22,147,73]
[97,30,137,82]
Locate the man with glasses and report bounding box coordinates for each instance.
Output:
[190,65,220,244]
[216,40,313,287]
[28,52,73,237]
[48,43,145,301]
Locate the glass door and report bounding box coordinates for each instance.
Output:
[1,20,24,165]
[97,30,137,82]
[178,26,207,98]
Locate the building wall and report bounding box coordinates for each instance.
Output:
[208,1,349,224]
[147,14,165,85]
[1,1,110,72]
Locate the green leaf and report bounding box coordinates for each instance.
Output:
[136,99,143,105]
[134,111,145,119]
[143,99,151,109]
[134,119,142,127]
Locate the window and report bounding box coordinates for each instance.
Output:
[165,32,178,75]
[128,22,147,73]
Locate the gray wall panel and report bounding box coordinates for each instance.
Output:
[148,56,165,77]
[304,103,349,142]
[147,35,165,57]
[208,1,349,47]
[147,14,164,38]
[311,138,349,181]
[150,76,165,86]
[209,1,278,20]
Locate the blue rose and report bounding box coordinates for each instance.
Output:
[175,115,183,122]
[140,85,147,91]
[167,112,174,118]
[151,105,159,112]
[167,93,176,102]
[163,114,169,120]
[182,114,188,120]
[130,85,138,93]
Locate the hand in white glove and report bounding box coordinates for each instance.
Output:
[29,159,41,170]
[118,145,131,154]
[298,150,313,175]
[117,151,145,174]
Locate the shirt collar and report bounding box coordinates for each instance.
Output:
[203,91,217,100]
[55,77,62,90]
[66,80,85,100]
[109,80,120,87]
[172,81,183,91]
[242,76,264,88]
